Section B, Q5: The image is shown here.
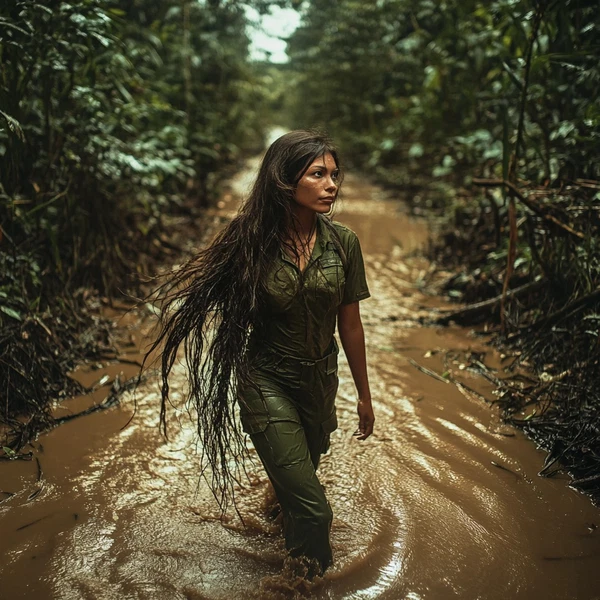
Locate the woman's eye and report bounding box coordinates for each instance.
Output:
[332,171,340,180]
[313,170,323,177]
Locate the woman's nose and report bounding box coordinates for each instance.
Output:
[325,177,337,192]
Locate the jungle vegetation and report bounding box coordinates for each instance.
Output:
[2,0,599,502]
[0,0,288,442]
[286,0,600,503]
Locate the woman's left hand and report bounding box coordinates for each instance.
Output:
[354,399,375,440]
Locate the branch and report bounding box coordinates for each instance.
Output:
[517,287,600,333]
[509,0,547,178]
[434,279,546,325]
[472,178,585,240]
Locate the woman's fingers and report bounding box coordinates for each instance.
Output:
[355,401,375,440]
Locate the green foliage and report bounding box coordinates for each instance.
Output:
[0,0,275,301]
[286,0,600,187]
[286,3,600,498]
[0,0,284,420]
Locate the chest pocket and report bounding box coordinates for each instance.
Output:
[313,250,346,307]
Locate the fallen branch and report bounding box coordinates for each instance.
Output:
[434,279,545,325]
[575,178,600,190]
[0,452,33,461]
[408,358,449,383]
[54,373,142,426]
[452,379,489,403]
[472,178,585,240]
[570,472,600,489]
[515,287,600,334]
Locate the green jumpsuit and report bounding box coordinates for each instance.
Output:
[238,215,370,572]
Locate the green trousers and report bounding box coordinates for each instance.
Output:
[238,341,339,572]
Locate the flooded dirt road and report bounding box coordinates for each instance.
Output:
[1,158,599,600]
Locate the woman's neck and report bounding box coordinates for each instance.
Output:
[291,206,318,238]
[284,207,318,270]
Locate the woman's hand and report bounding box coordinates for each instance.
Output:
[354,398,375,440]
[338,301,374,441]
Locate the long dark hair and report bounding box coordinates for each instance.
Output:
[147,130,343,509]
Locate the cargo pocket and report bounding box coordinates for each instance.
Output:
[238,382,269,434]
[324,349,338,376]
[240,411,269,434]
[261,419,307,468]
[321,411,338,434]
[321,352,339,406]
[319,411,338,455]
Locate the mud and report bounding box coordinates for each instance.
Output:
[1,156,599,600]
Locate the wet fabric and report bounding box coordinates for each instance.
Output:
[248,215,370,360]
[238,344,339,571]
[238,216,370,572]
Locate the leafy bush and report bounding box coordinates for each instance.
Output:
[0,0,280,428]
[287,0,599,187]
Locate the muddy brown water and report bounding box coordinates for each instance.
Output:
[1,158,599,600]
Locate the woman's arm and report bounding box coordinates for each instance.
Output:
[337,301,375,440]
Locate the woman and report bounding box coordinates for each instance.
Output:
[151,130,374,575]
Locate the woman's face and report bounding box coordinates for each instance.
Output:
[293,152,339,215]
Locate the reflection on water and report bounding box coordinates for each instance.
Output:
[1,165,599,600]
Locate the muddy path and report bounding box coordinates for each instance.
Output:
[1,156,599,600]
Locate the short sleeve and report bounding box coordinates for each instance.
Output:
[342,232,370,305]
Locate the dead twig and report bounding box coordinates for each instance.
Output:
[434,279,545,325]
[53,373,142,426]
[513,287,600,334]
[491,460,521,479]
[0,492,15,504]
[472,178,585,240]
[408,358,449,384]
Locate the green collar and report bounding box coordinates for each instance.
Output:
[279,215,334,271]
[313,214,338,259]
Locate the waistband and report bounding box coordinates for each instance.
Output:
[248,338,338,376]
[255,337,337,364]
